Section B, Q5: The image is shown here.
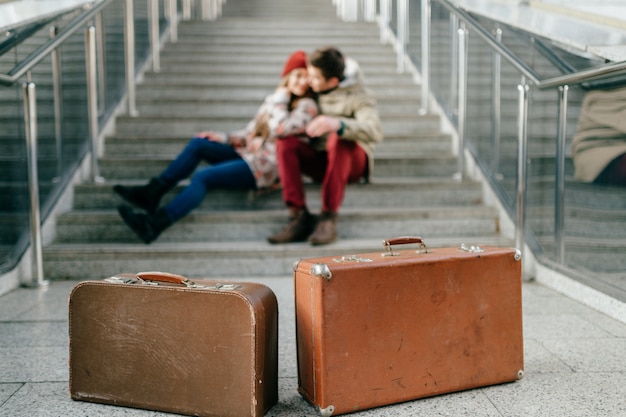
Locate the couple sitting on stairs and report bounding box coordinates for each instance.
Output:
[114,46,383,245]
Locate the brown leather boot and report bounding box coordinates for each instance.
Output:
[307,211,337,245]
[267,208,315,244]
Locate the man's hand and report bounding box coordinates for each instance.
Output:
[306,115,341,138]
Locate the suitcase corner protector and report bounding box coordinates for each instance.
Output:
[317,404,335,416]
[293,259,302,272]
[311,263,332,280]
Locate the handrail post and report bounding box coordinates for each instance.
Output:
[168,0,178,43]
[149,0,160,72]
[515,81,530,256]
[454,23,468,181]
[201,0,218,20]
[125,0,138,117]
[182,0,192,20]
[22,80,48,288]
[449,13,458,118]
[555,85,569,264]
[50,26,63,180]
[85,25,103,183]
[200,0,209,20]
[96,12,106,114]
[396,0,408,73]
[491,26,502,179]
[363,0,376,21]
[379,0,390,44]
[340,0,358,21]
[420,0,431,115]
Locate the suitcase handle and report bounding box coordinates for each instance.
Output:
[383,236,428,256]
[107,272,239,290]
[136,271,189,285]
[384,236,424,246]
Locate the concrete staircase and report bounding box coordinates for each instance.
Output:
[42,0,512,279]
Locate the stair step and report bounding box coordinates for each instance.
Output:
[131,98,426,117]
[156,50,398,65]
[176,20,376,33]
[55,206,499,243]
[35,5,510,281]
[96,154,457,180]
[75,178,484,210]
[140,72,415,86]
[129,100,425,119]
[43,235,513,279]
[133,83,421,101]
[538,238,626,272]
[0,214,27,244]
[112,114,439,137]
[502,179,626,210]
[103,133,452,156]
[150,61,404,75]
[138,72,415,86]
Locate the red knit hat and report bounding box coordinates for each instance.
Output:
[281,50,308,77]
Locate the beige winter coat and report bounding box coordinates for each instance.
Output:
[312,58,383,179]
[572,86,626,182]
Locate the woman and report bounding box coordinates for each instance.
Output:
[114,50,318,243]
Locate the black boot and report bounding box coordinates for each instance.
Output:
[113,177,168,214]
[267,208,316,244]
[118,205,172,244]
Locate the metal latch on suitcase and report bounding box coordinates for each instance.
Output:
[333,255,373,263]
[459,243,484,253]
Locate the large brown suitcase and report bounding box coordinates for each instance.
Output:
[69,271,278,417]
[294,237,524,416]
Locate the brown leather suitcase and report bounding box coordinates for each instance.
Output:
[294,237,524,416]
[69,271,278,417]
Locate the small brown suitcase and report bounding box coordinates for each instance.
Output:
[69,271,278,417]
[295,237,524,416]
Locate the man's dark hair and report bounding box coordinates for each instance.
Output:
[308,46,345,81]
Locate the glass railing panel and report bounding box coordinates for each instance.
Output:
[0,78,29,271]
[414,1,626,300]
[0,0,162,276]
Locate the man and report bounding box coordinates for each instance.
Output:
[268,46,383,245]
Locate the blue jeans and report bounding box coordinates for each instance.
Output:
[158,137,256,222]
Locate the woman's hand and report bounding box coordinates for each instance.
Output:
[195,131,224,142]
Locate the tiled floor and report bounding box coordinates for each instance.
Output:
[1,277,625,416]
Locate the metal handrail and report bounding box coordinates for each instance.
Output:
[1,0,228,286]
[435,0,626,89]
[539,60,626,89]
[435,0,543,85]
[423,0,626,269]
[0,0,114,87]
[2,0,131,287]
[0,18,56,57]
